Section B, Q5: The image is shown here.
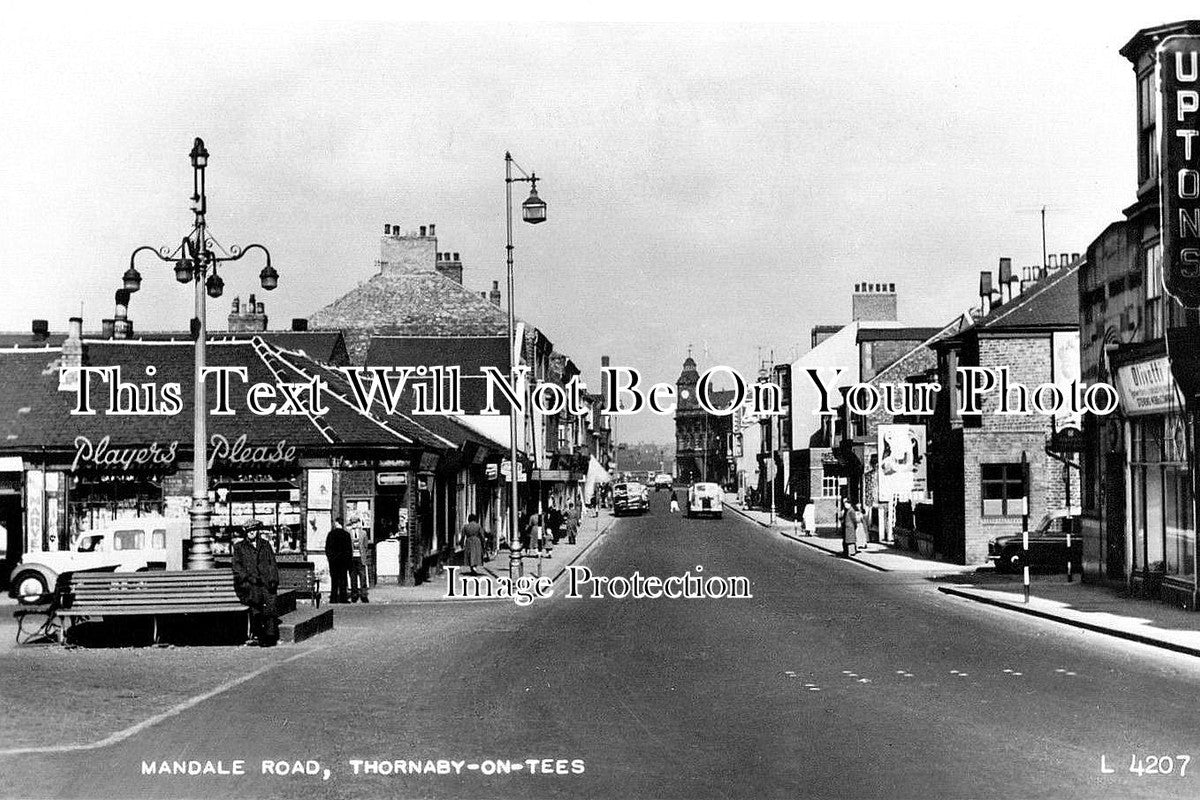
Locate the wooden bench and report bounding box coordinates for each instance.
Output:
[58,569,249,644]
[215,558,320,607]
[278,562,320,607]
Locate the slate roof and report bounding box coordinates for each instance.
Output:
[966,263,1079,333]
[307,270,511,364]
[0,330,348,365]
[0,337,449,454]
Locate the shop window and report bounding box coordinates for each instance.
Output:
[151,529,166,549]
[820,475,841,498]
[113,530,144,551]
[981,463,1025,517]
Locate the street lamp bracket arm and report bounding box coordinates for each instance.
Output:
[215,242,272,266]
[129,244,181,267]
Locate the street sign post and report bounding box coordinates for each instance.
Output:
[1158,35,1200,307]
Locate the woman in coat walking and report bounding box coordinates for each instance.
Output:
[854,502,870,552]
[839,499,858,557]
[462,514,485,575]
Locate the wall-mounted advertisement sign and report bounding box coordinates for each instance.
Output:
[876,424,927,501]
[1158,35,1200,307]
[1115,356,1179,416]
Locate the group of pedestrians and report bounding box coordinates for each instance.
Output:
[838,498,870,557]
[324,517,371,604]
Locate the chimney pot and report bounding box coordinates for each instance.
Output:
[420,225,427,237]
[429,224,436,236]
[492,280,499,290]
[384,224,391,235]
[453,252,459,261]
[1071,252,1080,263]
[68,317,83,339]
[979,271,993,298]
[392,222,399,235]
[1059,252,1069,267]
[998,258,1013,283]
[101,319,115,339]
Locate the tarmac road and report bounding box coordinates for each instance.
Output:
[4,491,1200,799]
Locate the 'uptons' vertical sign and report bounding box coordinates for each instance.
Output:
[1159,35,1200,307]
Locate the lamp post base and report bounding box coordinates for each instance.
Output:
[188,498,215,570]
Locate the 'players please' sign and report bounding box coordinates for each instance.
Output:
[1159,36,1200,307]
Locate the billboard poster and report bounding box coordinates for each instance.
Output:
[877,424,928,501]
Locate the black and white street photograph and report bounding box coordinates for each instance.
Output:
[5,5,1200,798]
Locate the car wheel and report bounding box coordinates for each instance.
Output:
[13,572,49,605]
[1007,553,1022,572]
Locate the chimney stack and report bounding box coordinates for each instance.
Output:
[997,258,1013,304]
[291,318,308,332]
[31,319,49,340]
[979,271,994,316]
[113,289,132,339]
[59,317,84,390]
[489,280,501,306]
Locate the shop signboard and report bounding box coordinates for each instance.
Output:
[1158,36,1200,307]
[876,424,928,502]
[1115,356,1177,416]
[377,472,407,486]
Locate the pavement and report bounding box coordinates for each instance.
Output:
[725,496,1200,660]
[7,495,1200,797]
[365,512,613,603]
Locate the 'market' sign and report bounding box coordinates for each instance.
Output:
[1159,36,1200,307]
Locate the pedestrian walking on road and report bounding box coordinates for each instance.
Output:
[838,499,858,557]
[855,502,870,552]
[462,514,485,574]
[670,491,681,513]
[232,520,279,647]
[324,517,353,604]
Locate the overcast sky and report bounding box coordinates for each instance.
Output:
[1,6,1196,445]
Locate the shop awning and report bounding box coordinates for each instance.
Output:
[583,456,611,502]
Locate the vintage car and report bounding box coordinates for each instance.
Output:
[987,510,1082,573]
[8,517,189,604]
[612,482,649,516]
[653,473,673,491]
[686,482,724,519]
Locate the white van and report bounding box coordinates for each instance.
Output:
[8,518,190,604]
[687,483,724,519]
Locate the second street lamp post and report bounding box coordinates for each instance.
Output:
[126,138,279,569]
[505,151,547,583]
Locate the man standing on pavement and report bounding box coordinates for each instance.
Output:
[325,516,353,604]
[349,519,370,603]
[232,520,279,647]
[838,498,858,557]
[565,501,580,545]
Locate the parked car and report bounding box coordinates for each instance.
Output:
[686,482,724,519]
[612,482,649,516]
[654,473,673,491]
[7,517,190,604]
[987,510,1082,573]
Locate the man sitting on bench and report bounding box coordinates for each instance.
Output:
[232,520,279,647]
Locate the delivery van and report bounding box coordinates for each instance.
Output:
[8,517,190,604]
[687,483,724,519]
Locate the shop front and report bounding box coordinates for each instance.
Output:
[1115,353,1197,607]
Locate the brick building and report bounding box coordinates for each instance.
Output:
[673,356,736,486]
[927,263,1083,565]
[1078,20,1200,607]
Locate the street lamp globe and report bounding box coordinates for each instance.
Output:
[174,259,193,284]
[189,138,209,169]
[205,272,225,298]
[123,266,142,293]
[522,184,547,224]
[259,264,279,291]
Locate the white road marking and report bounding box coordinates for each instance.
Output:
[0,643,330,756]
